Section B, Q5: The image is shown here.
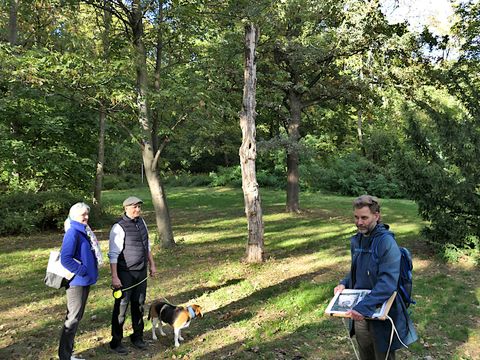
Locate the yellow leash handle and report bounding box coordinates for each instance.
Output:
[112,276,148,299]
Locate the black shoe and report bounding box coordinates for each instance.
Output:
[110,343,128,355]
[131,338,148,350]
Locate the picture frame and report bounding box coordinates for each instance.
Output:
[325,289,396,320]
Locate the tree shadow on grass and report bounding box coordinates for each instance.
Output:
[195,320,354,360]
[155,278,245,305]
[0,232,62,254]
[2,260,478,360]
[197,266,338,333]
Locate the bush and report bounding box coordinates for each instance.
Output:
[209,166,243,187]
[301,153,406,198]
[256,169,284,188]
[0,190,81,235]
[163,172,211,187]
[395,100,480,255]
[103,173,144,190]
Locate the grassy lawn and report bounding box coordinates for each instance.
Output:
[0,186,478,359]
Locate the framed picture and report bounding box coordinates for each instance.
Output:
[325,289,396,320]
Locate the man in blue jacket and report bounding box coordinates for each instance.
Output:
[334,195,417,359]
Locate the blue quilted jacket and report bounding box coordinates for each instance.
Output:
[61,220,98,287]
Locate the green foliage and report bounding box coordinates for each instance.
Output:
[209,166,243,187]
[395,98,480,254]
[163,172,212,187]
[255,169,284,188]
[301,153,405,198]
[0,191,81,235]
[102,173,144,190]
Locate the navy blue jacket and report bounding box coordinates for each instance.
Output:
[340,223,418,352]
[61,220,99,287]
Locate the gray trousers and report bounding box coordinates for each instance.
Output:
[354,320,395,360]
[58,285,90,360]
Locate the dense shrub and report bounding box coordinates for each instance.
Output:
[256,169,284,188]
[103,173,144,190]
[209,166,243,187]
[301,153,406,198]
[0,190,81,235]
[395,100,480,260]
[163,172,212,187]
[161,154,404,197]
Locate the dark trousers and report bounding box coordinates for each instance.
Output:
[355,320,395,360]
[110,268,147,347]
[58,285,90,360]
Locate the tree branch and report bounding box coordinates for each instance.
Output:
[152,112,188,169]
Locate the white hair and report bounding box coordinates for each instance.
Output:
[65,202,90,228]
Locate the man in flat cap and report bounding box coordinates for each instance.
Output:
[108,196,157,354]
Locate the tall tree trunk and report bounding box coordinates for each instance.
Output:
[152,0,163,154]
[286,90,301,213]
[131,0,175,248]
[357,108,366,156]
[8,0,17,45]
[93,2,111,206]
[357,66,366,156]
[239,23,264,263]
[93,106,106,205]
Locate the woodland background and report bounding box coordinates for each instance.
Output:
[1,0,480,261]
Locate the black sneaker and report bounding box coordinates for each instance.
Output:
[110,343,128,355]
[131,338,148,350]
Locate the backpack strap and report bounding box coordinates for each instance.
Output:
[372,233,417,307]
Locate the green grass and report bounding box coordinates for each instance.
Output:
[0,186,478,359]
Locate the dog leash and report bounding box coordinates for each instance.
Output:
[112,276,148,299]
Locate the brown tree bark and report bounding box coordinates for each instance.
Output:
[239,23,264,263]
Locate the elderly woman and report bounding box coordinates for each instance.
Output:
[58,202,101,360]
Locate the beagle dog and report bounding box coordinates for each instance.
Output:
[148,299,203,347]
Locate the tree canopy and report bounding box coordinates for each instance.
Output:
[1,0,479,258]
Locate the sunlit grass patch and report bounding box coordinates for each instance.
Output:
[0,187,478,359]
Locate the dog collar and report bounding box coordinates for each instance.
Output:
[187,306,196,319]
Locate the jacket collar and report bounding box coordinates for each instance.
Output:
[356,223,390,247]
[69,220,87,233]
[363,222,389,237]
[122,213,139,222]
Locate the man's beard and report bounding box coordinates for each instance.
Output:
[357,222,377,235]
